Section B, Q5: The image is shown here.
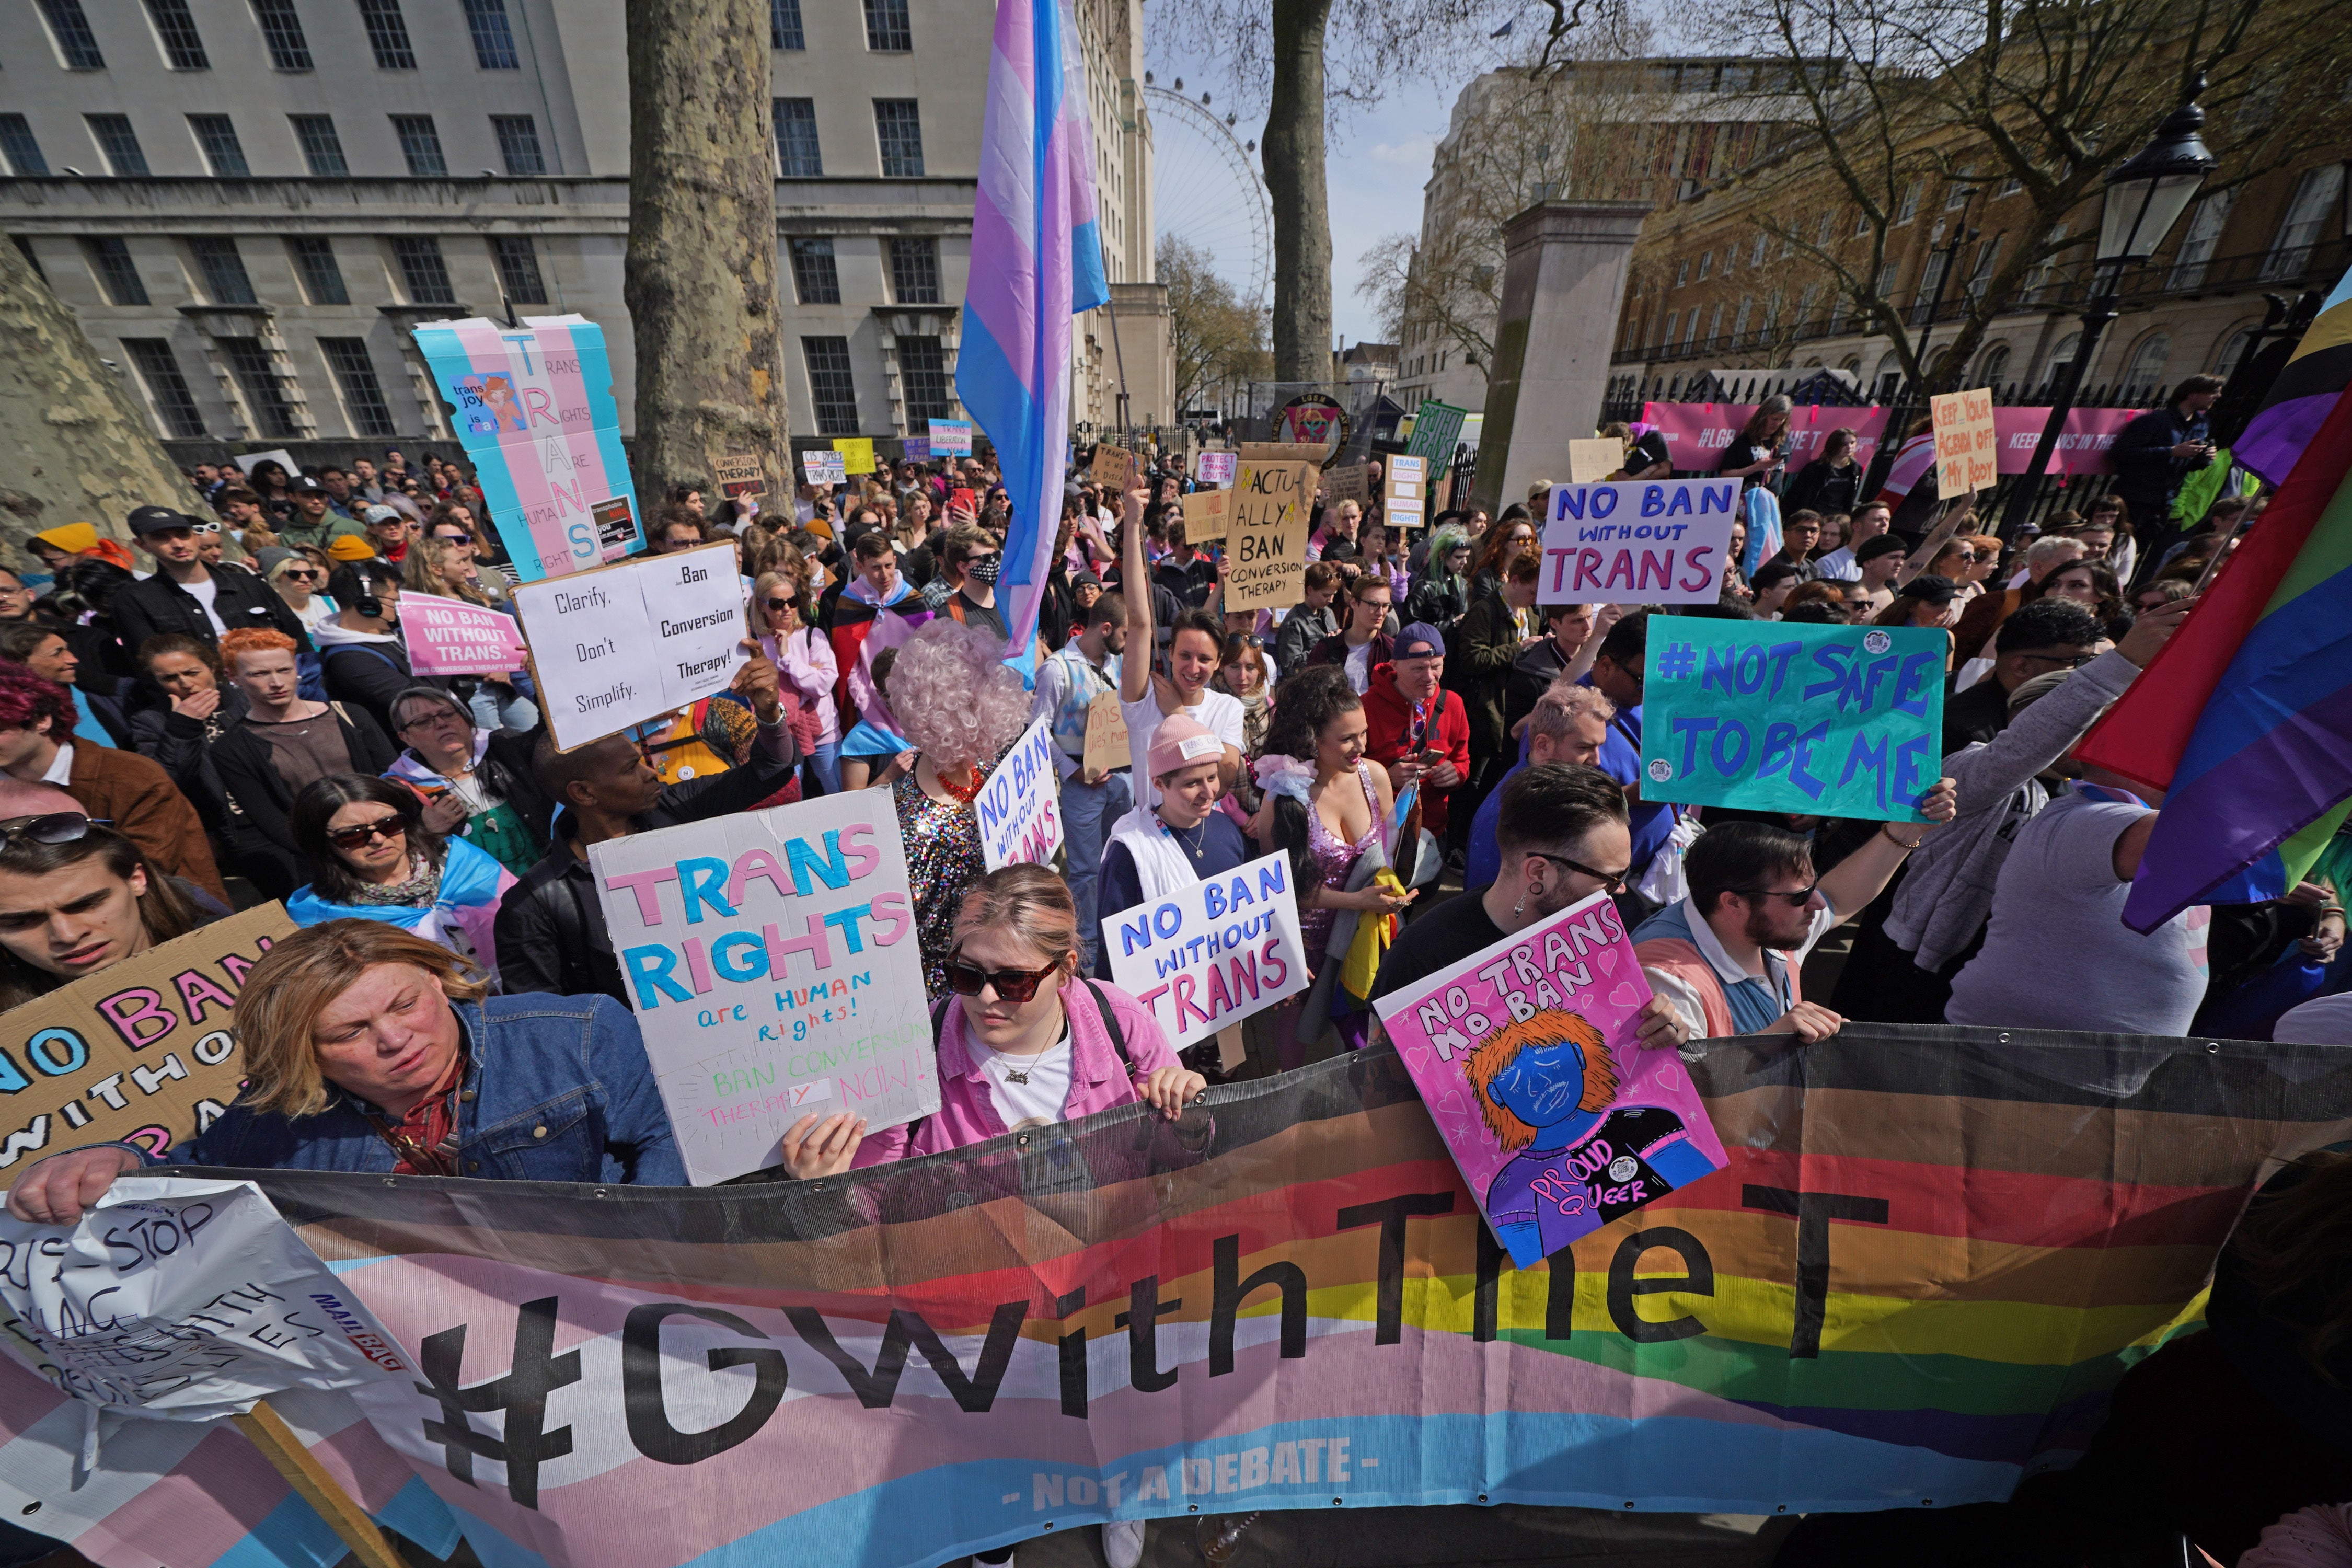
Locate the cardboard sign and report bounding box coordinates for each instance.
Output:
[410,314,641,582]
[1403,399,1469,478]
[1371,891,1727,1270]
[590,793,938,1185]
[1931,387,1998,498]
[713,453,766,500]
[512,540,750,752]
[1323,463,1372,506]
[592,494,641,555]
[1539,480,1742,605]
[1089,443,1136,492]
[1179,487,1230,543]
[802,449,847,486]
[834,437,876,476]
[0,903,292,1185]
[1082,690,1129,777]
[1237,442,1327,464]
[928,419,973,456]
[231,448,302,478]
[1224,458,1314,613]
[1639,618,1947,822]
[398,590,529,677]
[1385,454,1427,529]
[976,718,1065,871]
[1567,438,1623,484]
[1195,450,1236,487]
[1105,853,1310,1050]
[0,1177,407,1420]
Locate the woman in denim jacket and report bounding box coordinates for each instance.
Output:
[6,919,683,1223]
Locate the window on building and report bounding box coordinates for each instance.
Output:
[1946,177,1974,211]
[1751,234,1768,267]
[1894,179,1922,225]
[771,0,804,49]
[863,0,911,51]
[1734,296,1753,337]
[874,100,923,177]
[289,237,348,303]
[2264,166,2344,282]
[1662,311,1677,345]
[189,237,257,304]
[1827,289,1851,332]
[773,98,822,177]
[188,114,248,176]
[803,336,860,434]
[1875,260,1900,300]
[1854,207,1871,236]
[1673,259,1688,288]
[789,238,840,304]
[2023,223,2068,301]
[1912,250,1951,321]
[2040,332,2081,394]
[2166,192,2234,290]
[221,336,299,438]
[898,336,952,423]
[1975,343,2011,391]
[290,115,347,175]
[319,337,397,437]
[1721,245,1735,278]
[1816,212,1833,246]
[0,116,49,176]
[123,339,205,437]
[462,0,518,68]
[1696,250,1711,280]
[142,0,209,67]
[85,238,148,305]
[2123,332,2171,400]
[391,236,455,304]
[491,115,545,176]
[491,236,548,304]
[1997,175,2023,198]
[1682,309,1700,349]
[392,116,446,177]
[37,0,105,70]
[357,0,415,68]
[1705,302,1724,343]
[888,237,939,304]
[252,0,311,69]
[87,115,149,176]
[2212,326,2257,381]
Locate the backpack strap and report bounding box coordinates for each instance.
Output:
[1078,978,1133,1072]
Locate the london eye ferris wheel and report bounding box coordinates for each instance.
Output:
[1142,77,1273,313]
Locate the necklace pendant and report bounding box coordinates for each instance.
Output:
[1003,1067,1030,1084]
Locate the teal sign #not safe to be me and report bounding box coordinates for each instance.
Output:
[1638,617,1947,822]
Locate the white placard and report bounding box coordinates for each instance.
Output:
[928,419,974,456]
[513,542,749,751]
[1385,454,1427,528]
[976,718,1065,871]
[0,1178,407,1423]
[1195,451,1236,487]
[590,794,939,1185]
[1104,852,1310,1049]
[801,449,847,486]
[1539,479,1741,605]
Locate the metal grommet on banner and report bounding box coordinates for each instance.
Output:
[2207,1041,2221,1054]
[21,1502,40,1515]
[1477,1493,1489,1504]
[1189,1505,1199,1514]
[1042,1522,1055,1531]
[1998,1032,2011,1043]
[810,1180,826,1193]
[1017,1133,1031,1147]
[382,1178,396,1187]
[593,1187,609,1199]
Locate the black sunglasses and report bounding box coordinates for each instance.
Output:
[762,597,799,614]
[0,813,112,849]
[1532,851,1631,894]
[1732,880,1821,907]
[325,814,407,850]
[942,958,1063,1004]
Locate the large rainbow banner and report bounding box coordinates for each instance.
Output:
[5,1026,2347,1568]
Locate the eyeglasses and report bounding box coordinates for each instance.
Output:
[0,813,109,849]
[281,567,322,581]
[431,530,474,544]
[942,957,1064,1003]
[2015,651,2096,671]
[1532,851,1630,894]
[762,597,799,614]
[397,707,466,731]
[189,521,222,535]
[1731,880,1822,907]
[325,815,408,850]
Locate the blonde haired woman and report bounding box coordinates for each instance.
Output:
[6,920,682,1223]
[754,568,840,794]
[887,618,1036,994]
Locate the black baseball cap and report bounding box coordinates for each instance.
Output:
[290,476,327,495]
[126,505,199,536]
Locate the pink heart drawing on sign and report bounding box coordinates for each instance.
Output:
[1653,1063,1685,1092]
[1610,982,1640,1009]
[1406,1046,1431,1075]
[1440,1091,1469,1120]
[1595,947,1619,974]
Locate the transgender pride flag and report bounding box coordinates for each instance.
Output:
[956,0,1112,678]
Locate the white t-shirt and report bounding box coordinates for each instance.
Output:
[184,574,227,634]
[1122,683,1244,810]
[2276,994,2352,1047]
[1344,640,1374,694]
[979,1031,1073,1128]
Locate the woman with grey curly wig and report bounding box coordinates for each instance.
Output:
[887,618,1035,995]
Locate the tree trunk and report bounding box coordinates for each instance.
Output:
[623,0,790,500]
[1263,0,1336,385]
[0,240,205,565]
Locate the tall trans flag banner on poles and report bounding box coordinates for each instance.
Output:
[956,0,1112,679]
[2075,384,2352,931]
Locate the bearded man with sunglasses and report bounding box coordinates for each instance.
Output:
[1634,790,1957,1044]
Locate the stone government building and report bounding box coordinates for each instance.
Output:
[0,0,1173,471]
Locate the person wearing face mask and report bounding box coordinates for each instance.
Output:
[937,523,1008,641]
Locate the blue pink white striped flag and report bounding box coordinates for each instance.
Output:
[956,0,1112,679]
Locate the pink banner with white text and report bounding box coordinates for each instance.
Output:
[399,591,529,677]
[1641,403,2141,479]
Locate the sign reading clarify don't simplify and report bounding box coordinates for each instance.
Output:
[513,540,750,752]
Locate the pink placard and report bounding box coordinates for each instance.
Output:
[399,591,528,677]
[1370,891,1726,1269]
[1643,402,2143,478]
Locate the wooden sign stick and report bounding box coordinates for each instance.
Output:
[233,1398,408,1568]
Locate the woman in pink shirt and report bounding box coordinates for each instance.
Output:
[754,570,840,794]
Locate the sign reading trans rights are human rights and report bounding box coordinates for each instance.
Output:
[1539,480,1739,605]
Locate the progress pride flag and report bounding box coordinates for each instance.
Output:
[399,591,528,676]
[1642,402,2139,478]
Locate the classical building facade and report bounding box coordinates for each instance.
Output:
[0,0,1161,460]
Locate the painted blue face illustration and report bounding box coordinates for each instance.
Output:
[1486,1041,1592,1139]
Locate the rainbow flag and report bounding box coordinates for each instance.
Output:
[2239,267,2352,484]
[2076,384,2352,931]
[11,1028,2332,1568]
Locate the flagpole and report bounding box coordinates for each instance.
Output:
[1100,237,1130,446]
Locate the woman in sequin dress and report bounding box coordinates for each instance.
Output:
[1252,665,1414,1067]
[887,618,1036,996]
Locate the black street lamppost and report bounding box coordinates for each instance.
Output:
[1998,78,2218,536]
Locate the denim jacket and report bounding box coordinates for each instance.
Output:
[131,993,685,1185]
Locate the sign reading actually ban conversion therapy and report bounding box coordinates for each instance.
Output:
[590,790,938,1185]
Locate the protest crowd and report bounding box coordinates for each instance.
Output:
[3,375,2348,1568]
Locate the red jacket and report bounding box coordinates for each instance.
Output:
[1362,661,1472,837]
